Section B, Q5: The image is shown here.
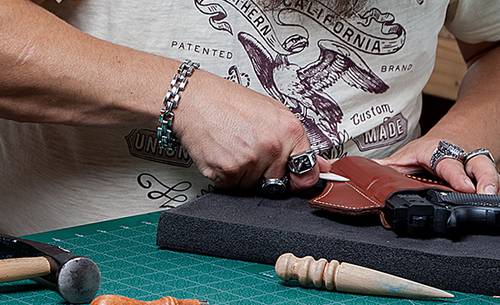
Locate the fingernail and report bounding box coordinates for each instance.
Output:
[483,184,497,195]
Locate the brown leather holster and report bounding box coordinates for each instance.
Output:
[309,156,453,227]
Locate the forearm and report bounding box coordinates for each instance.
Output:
[425,46,500,161]
[0,0,178,126]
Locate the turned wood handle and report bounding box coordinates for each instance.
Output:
[90,295,205,305]
[275,253,454,299]
[0,257,52,282]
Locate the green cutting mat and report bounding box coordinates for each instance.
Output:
[0,212,498,305]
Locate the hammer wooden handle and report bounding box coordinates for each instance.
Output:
[91,295,207,305]
[0,257,51,282]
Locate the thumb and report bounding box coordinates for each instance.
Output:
[318,156,337,172]
[372,155,423,175]
[372,158,388,166]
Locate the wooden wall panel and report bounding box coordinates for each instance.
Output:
[423,29,467,100]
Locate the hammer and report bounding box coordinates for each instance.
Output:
[0,234,101,304]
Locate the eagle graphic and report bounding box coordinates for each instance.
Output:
[237,32,389,152]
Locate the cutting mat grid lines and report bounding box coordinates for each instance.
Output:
[0,213,498,305]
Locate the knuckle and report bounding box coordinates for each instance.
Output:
[285,118,306,139]
[200,167,216,181]
[219,161,241,178]
[289,126,310,153]
[234,143,260,167]
[243,151,259,167]
[201,163,238,188]
[202,168,229,189]
[260,138,283,160]
[233,138,261,167]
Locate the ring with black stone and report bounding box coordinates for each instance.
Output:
[259,176,289,197]
[288,149,317,175]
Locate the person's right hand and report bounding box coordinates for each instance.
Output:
[174,68,326,191]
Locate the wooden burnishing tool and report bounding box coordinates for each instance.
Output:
[90,295,209,305]
[275,253,454,299]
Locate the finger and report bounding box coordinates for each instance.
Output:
[374,156,423,174]
[204,154,261,190]
[260,132,312,193]
[237,154,276,191]
[237,165,266,191]
[435,158,476,193]
[287,137,320,191]
[289,162,320,192]
[318,156,334,172]
[465,155,499,194]
[210,169,244,190]
[261,154,288,183]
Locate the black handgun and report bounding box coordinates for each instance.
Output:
[384,189,500,236]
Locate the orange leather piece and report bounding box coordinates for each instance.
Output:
[90,295,202,305]
[310,156,452,215]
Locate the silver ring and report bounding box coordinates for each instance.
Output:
[288,149,317,175]
[464,148,495,167]
[430,140,467,173]
[260,176,289,196]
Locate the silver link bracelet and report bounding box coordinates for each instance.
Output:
[156,59,200,149]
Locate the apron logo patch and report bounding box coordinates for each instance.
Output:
[125,129,193,168]
[353,113,408,151]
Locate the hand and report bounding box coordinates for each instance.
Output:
[174,69,324,191]
[377,137,499,194]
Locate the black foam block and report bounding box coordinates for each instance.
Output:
[157,193,500,295]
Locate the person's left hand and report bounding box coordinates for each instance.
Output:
[376,136,499,194]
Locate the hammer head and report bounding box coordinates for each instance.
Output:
[1,235,101,303]
[58,257,101,304]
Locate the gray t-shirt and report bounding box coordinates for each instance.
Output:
[1,0,499,234]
